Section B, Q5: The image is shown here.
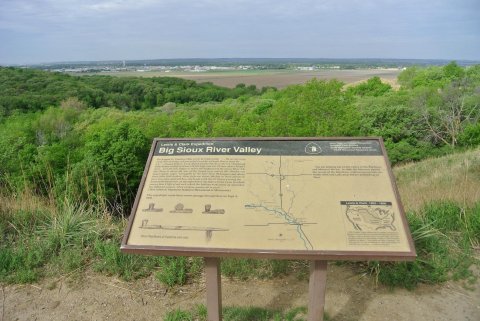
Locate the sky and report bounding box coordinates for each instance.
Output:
[0,0,479,64]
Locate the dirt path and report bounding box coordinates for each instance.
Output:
[2,264,479,321]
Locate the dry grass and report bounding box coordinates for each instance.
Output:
[0,189,56,217]
[394,148,480,212]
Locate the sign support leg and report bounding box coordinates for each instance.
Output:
[308,260,328,321]
[205,257,222,321]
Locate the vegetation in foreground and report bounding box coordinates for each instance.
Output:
[163,305,325,321]
[0,63,479,290]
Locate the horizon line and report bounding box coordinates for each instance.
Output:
[2,57,480,67]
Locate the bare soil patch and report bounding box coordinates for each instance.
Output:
[2,264,478,321]
[177,69,401,89]
[94,69,401,89]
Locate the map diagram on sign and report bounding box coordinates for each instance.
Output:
[244,156,318,250]
[342,202,396,231]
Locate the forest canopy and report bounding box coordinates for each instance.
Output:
[0,67,261,115]
[0,62,479,212]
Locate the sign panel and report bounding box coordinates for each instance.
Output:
[121,138,416,260]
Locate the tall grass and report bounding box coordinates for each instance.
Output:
[394,148,480,212]
[369,203,479,289]
[0,191,109,283]
[0,188,199,285]
[1,150,479,289]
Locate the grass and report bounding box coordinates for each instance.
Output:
[221,259,309,281]
[163,305,329,321]
[0,196,108,283]
[370,205,479,289]
[1,149,479,290]
[0,191,203,285]
[394,148,480,212]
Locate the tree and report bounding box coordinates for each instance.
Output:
[443,61,465,79]
[414,84,480,147]
[348,76,392,97]
[265,79,360,136]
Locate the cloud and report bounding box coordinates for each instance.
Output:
[0,0,479,63]
[85,0,156,11]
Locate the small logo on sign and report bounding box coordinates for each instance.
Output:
[305,142,322,154]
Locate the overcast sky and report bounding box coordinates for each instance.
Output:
[0,0,479,64]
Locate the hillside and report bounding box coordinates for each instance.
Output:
[395,149,480,212]
[1,63,479,297]
[1,150,479,321]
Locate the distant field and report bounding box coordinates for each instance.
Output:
[80,69,402,89]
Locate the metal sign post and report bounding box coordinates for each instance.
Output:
[308,261,328,321]
[203,259,328,321]
[205,257,222,321]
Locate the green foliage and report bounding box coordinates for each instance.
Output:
[164,309,195,321]
[0,67,261,115]
[1,65,479,212]
[265,79,360,136]
[398,61,476,90]
[254,99,274,115]
[422,201,480,245]
[0,239,49,283]
[459,122,480,147]
[1,63,480,289]
[93,240,163,281]
[347,76,392,97]
[221,259,302,280]
[155,256,188,287]
[0,200,105,283]
[443,61,465,79]
[355,66,480,161]
[410,82,480,147]
[221,258,261,280]
[223,306,277,321]
[164,305,314,321]
[372,202,479,289]
[0,113,38,190]
[73,121,150,210]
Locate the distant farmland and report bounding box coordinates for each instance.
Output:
[83,69,402,89]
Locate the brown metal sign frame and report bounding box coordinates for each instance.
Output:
[121,137,416,261]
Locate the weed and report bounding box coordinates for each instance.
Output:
[221,258,261,280]
[155,256,188,287]
[163,305,322,321]
[164,309,194,321]
[223,306,277,321]
[93,240,162,281]
[221,259,302,280]
[36,201,98,251]
[49,246,87,274]
[371,205,479,289]
[0,238,49,283]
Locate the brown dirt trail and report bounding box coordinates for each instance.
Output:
[2,264,479,321]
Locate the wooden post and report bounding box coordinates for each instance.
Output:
[308,260,328,321]
[205,257,222,321]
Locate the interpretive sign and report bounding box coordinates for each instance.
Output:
[121,138,416,260]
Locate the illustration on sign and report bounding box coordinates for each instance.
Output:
[170,203,193,214]
[202,204,225,214]
[142,203,163,212]
[342,201,396,231]
[140,219,228,242]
